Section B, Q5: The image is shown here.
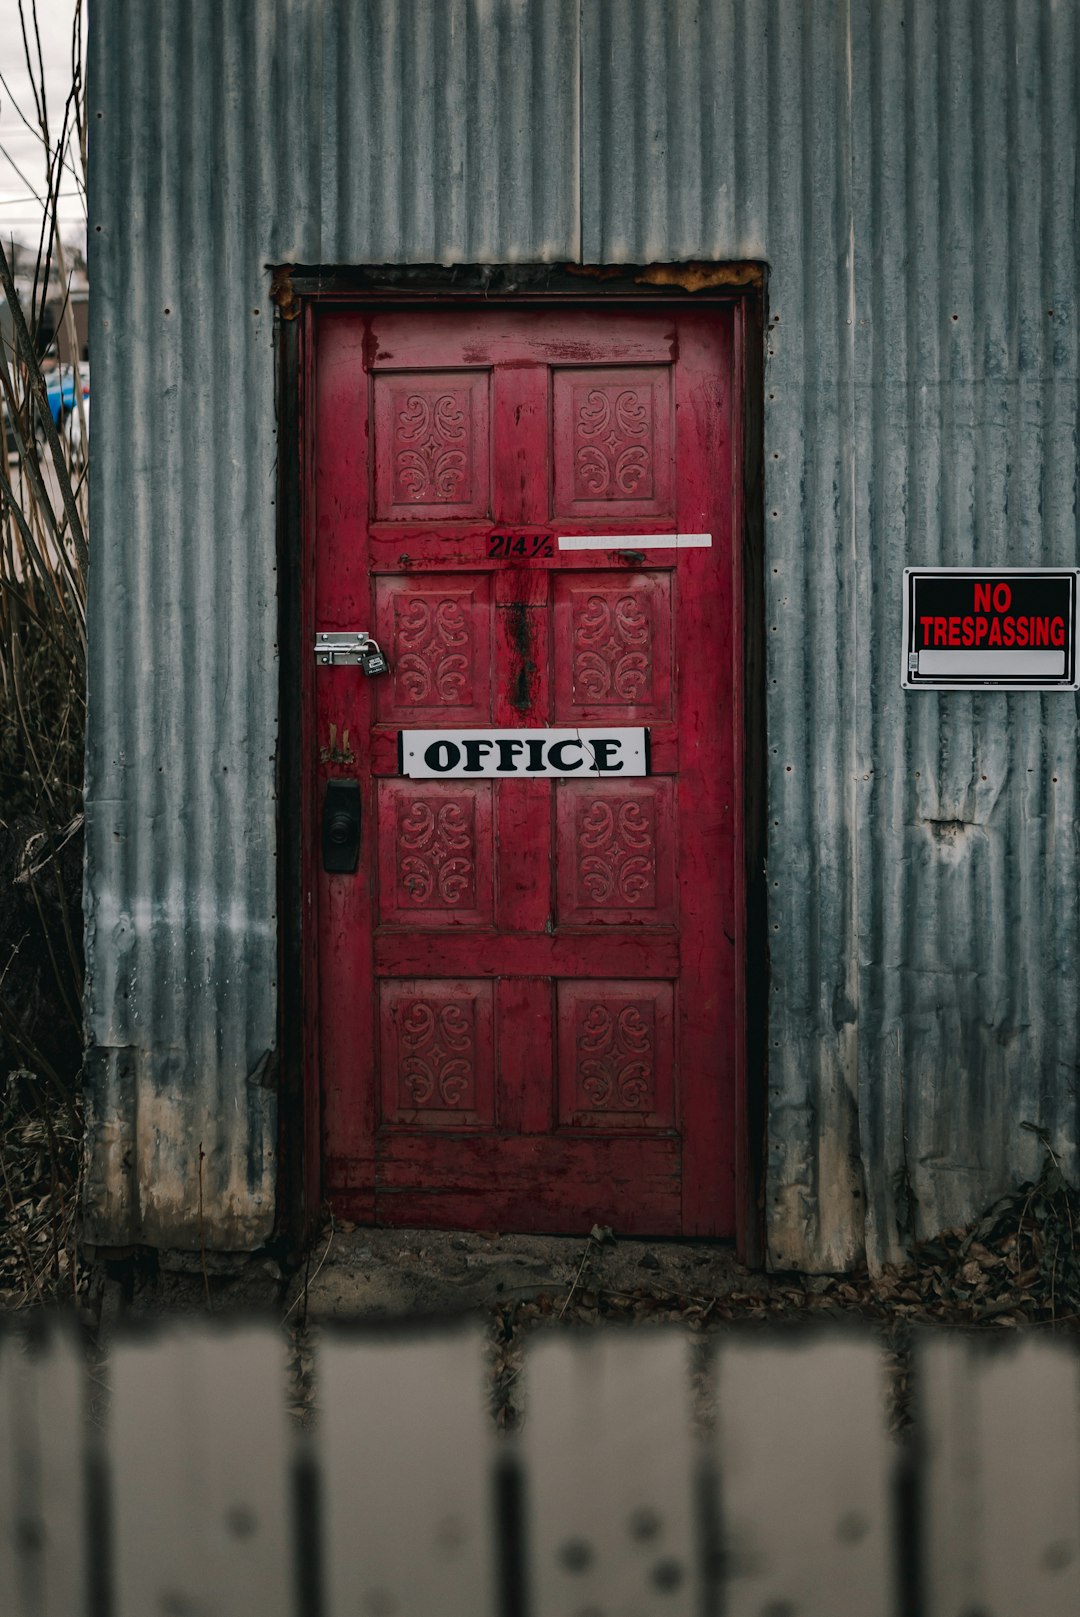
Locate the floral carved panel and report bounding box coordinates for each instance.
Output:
[378,782,493,929]
[575,386,654,499]
[394,593,473,707]
[577,796,656,908]
[397,796,476,911]
[556,780,676,927]
[399,999,475,1108]
[553,575,671,723]
[553,366,672,519]
[395,393,468,503]
[380,981,494,1127]
[373,371,490,520]
[375,576,491,724]
[572,590,653,706]
[557,982,675,1128]
[577,1001,655,1110]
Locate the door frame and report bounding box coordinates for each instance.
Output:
[274,264,767,1264]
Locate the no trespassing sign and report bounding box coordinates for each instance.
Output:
[902,569,1080,690]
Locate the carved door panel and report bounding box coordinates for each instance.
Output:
[314,303,741,1235]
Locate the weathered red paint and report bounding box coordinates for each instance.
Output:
[312,301,742,1235]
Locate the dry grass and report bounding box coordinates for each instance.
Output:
[0,0,88,1309]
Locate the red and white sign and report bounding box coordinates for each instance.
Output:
[903,568,1080,689]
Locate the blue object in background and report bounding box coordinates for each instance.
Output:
[44,366,88,425]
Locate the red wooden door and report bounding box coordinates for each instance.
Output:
[313,302,742,1235]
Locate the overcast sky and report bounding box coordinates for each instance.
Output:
[0,0,85,251]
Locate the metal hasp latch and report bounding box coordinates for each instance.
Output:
[314,631,389,675]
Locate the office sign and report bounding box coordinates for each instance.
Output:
[398,728,650,778]
[902,568,1080,689]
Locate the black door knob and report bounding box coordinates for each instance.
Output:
[322,779,361,873]
[328,812,352,845]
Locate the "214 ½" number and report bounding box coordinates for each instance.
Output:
[488,533,554,560]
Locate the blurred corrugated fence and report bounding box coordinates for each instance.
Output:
[86,0,1080,1267]
[7,1323,1080,1615]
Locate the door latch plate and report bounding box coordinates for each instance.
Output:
[322,778,361,873]
[315,631,389,671]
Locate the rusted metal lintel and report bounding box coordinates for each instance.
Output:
[269,264,300,320]
[635,262,765,292]
[279,262,765,301]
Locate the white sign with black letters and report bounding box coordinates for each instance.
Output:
[398,728,650,779]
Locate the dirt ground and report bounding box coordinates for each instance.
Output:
[87,1225,808,1434]
[5,1143,1075,1440]
[105,1224,766,1325]
[75,1153,1079,1435]
[284,1224,767,1321]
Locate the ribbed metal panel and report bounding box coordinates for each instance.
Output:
[86,0,1080,1266]
[583,0,1080,1269]
[84,0,580,1249]
[317,0,581,263]
[584,0,863,1268]
[851,0,1080,1270]
[84,1,285,1247]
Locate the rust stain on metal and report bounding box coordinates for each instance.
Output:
[562,262,626,282]
[560,261,763,292]
[319,722,355,765]
[269,263,300,320]
[635,262,764,292]
[82,1048,277,1251]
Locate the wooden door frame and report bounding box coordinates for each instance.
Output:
[274,264,767,1265]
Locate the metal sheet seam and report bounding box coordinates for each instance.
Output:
[578,0,584,259]
[843,0,865,1234]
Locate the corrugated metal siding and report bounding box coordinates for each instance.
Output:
[317,0,581,262]
[851,0,1080,1269]
[581,0,1080,1270]
[84,0,581,1250]
[84,1,285,1247]
[582,0,864,1269]
[86,0,1080,1267]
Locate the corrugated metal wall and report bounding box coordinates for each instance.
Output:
[851,0,1080,1270]
[86,0,1080,1268]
